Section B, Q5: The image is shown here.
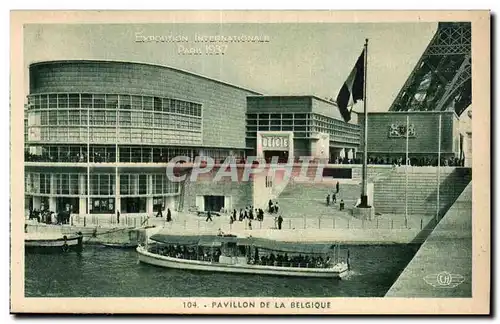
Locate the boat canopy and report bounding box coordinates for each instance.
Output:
[248,237,336,254]
[149,234,214,246]
[149,233,335,254]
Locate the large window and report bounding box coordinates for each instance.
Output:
[39,173,50,194]
[27,93,203,145]
[89,174,115,195]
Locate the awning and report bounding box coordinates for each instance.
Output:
[248,237,336,254]
[149,234,247,246]
[197,238,222,247]
[149,234,214,245]
[149,233,336,254]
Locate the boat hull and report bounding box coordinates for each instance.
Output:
[25,235,83,253]
[137,247,348,278]
[100,242,138,249]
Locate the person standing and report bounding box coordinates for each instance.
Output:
[274,202,279,214]
[268,199,273,213]
[277,215,283,230]
[233,209,237,222]
[326,194,330,206]
[205,210,213,222]
[339,199,345,211]
[332,192,337,204]
[336,181,340,193]
[166,208,172,222]
[116,210,120,224]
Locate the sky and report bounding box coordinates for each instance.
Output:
[23,22,437,112]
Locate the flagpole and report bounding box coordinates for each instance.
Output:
[436,115,442,222]
[405,115,409,227]
[87,95,90,218]
[115,98,120,219]
[361,38,369,207]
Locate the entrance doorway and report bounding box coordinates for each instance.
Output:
[263,150,289,163]
[153,196,164,213]
[57,197,79,213]
[121,197,146,213]
[204,195,224,212]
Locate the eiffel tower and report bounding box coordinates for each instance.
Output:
[389,22,471,116]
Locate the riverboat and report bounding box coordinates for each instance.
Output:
[136,233,350,278]
[25,232,83,253]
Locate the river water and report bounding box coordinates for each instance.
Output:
[25,244,419,297]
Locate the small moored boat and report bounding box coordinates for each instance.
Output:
[25,232,83,253]
[100,242,138,249]
[137,233,350,278]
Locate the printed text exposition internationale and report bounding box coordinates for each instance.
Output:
[135,32,270,43]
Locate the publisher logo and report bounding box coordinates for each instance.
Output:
[423,271,465,288]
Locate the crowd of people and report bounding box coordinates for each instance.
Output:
[24,151,113,163]
[249,253,333,269]
[152,244,221,262]
[220,201,284,230]
[150,243,334,269]
[326,181,345,211]
[25,149,465,168]
[28,207,71,225]
[367,156,465,167]
[227,206,265,224]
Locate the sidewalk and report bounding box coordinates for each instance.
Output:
[25,209,436,245]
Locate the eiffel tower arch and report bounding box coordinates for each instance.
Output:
[389,22,471,116]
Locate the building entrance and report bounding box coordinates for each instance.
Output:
[57,197,79,213]
[204,195,224,212]
[121,197,146,213]
[263,150,289,163]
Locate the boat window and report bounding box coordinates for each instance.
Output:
[221,242,238,257]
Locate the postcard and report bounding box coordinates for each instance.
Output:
[10,10,490,314]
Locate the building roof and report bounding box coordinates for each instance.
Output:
[246,95,338,106]
[366,110,459,119]
[29,59,263,95]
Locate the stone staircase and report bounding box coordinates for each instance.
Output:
[277,182,361,220]
[373,167,472,216]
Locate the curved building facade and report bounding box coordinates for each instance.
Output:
[25,60,260,215]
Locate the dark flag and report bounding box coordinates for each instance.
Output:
[336,49,365,122]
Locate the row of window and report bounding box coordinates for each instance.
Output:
[247,113,308,120]
[27,94,203,117]
[312,125,359,144]
[28,196,167,214]
[247,119,309,126]
[29,110,202,129]
[25,173,180,195]
[247,113,361,131]
[247,131,310,139]
[28,127,202,145]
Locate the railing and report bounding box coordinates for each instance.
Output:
[26,212,436,231]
